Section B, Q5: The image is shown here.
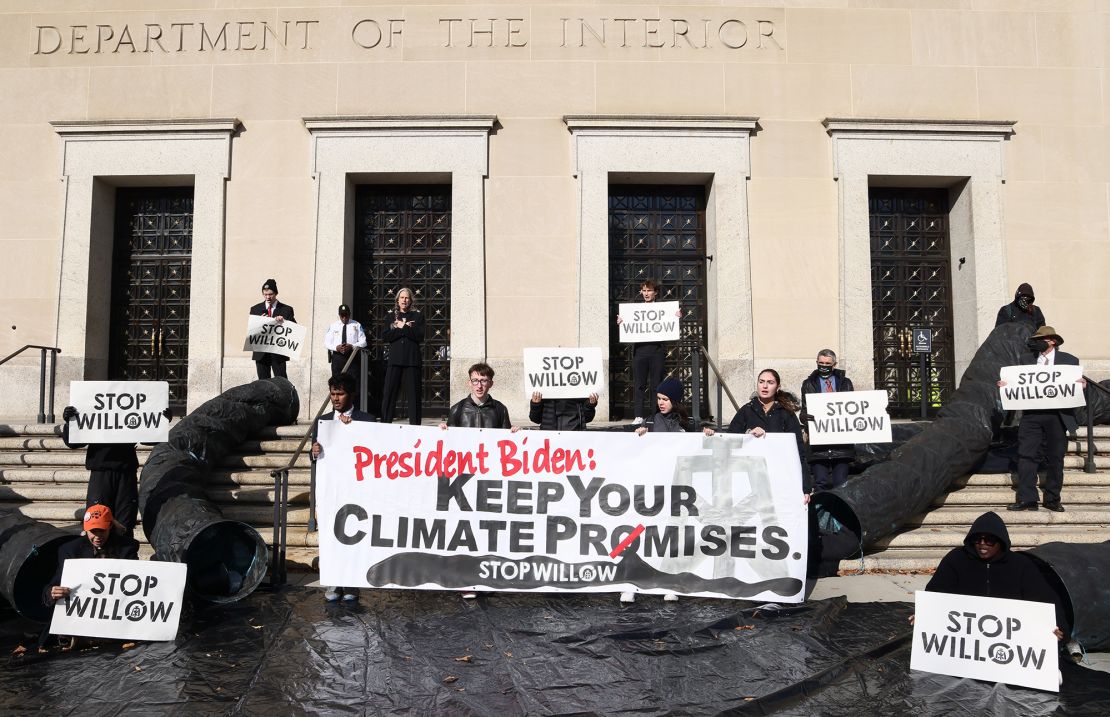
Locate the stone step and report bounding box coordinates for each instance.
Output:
[959,471,1110,486]
[11,501,315,526]
[0,467,312,485]
[932,487,1110,506]
[875,524,1107,550]
[0,436,309,453]
[0,482,314,506]
[0,451,312,469]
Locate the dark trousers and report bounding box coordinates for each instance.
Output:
[255,356,288,380]
[381,364,422,424]
[1016,411,1067,505]
[810,459,851,491]
[87,468,138,535]
[632,350,666,418]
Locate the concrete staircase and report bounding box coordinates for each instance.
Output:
[1,421,1107,574]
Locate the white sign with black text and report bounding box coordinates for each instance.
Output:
[67,381,169,443]
[999,364,1085,410]
[618,301,681,343]
[804,390,892,445]
[50,558,187,641]
[243,315,306,358]
[911,590,1059,692]
[522,347,604,399]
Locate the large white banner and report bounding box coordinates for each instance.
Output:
[50,558,187,641]
[243,315,306,358]
[522,347,604,399]
[911,591,1059,692]
[67,381,169,443]
[618,301,681,343]
[805,390,892,445]
[999,364,1085,410]
[316,423,808,601]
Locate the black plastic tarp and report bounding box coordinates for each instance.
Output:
[3,587,1108,715]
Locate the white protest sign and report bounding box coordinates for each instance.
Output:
[50,558,187,641]
[67,381,169,443]
[805,390,891,445]
[243,315,306,358]
[618,301,681,343]
[316,423,808,601]
[523,347,605,399]
[911,591,1059,692]
[999,364,1085,410]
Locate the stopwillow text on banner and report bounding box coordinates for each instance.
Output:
[316,423,808,601]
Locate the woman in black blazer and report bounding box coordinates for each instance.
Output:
[380,287,425,424]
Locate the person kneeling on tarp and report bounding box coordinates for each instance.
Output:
[913,511,1068,643]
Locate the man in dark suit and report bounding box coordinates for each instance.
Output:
[310,372,373,602]
[250,278,297,380]
[1002,326,1085,512]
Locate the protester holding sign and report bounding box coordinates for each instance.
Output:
[62,398,172,537]
[42,505,140,608]
[707,369,812,496]
[800,349,856,491]
[311,373,374,603]
[920,511,1067,641]
[634,378,690,436]
[529,392,597,431]
[997,326,1085,512]
[381,287,425,425]
[615,280,681,426]
[249,278,297,379]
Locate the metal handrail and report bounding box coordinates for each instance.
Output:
[1082,375,1109,474]
[0,344,61,424]
[689,345,741,429]
[268,346,364,586]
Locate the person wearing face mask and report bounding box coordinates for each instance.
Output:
[799,349,856,490]
[995,282,1046,329]
[998,326,1085,512]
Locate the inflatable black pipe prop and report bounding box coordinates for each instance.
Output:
[0,511,74,621]
[139,378,299,603]
[1028,541,1110,650]
[1076,378,1110,425]
[814,323,1032,552]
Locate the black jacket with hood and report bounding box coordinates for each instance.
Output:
[925,511,1069,634]
[995,286,1046,329]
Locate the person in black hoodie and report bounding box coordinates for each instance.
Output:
[381,287,426,425]
[922,511,1067,641]
[995,282,1046,329]
[800,349,856,490]
[529,391,598,431]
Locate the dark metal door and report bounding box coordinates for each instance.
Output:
[109,188,193,414]
[608,185,709,420]
[354,186,451,419]
[870,189,955,418]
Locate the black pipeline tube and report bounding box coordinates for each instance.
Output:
[1028,541,1110,650]
[814,323,1032,552]
[139,378,299,603]
[0,511,74,621]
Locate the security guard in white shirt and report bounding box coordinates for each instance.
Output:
[324,303,367,381]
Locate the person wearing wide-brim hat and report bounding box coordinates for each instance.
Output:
[997,325,1086,512]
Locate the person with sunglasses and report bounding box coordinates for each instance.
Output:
[922,511,1067,641]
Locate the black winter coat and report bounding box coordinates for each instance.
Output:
[382,310,424,367]
[529,399,595,431]
[42,534,141,607]
[925,511,1069,634]
[727,398,811,492]
[62,422,138,472]
[447,396,511,429]
[995,298,1045,330]
[646,411,686,433]
[800,369,856,463]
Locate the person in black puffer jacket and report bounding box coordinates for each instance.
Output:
[923,511,1068,640]
[529,392,597,431]
[799,349,856,490]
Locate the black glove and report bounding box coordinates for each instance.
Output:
[62,406,78,422]
[162,408,174,421]
[801,413,814,424]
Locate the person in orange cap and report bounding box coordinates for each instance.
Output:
[42,504,140,607]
